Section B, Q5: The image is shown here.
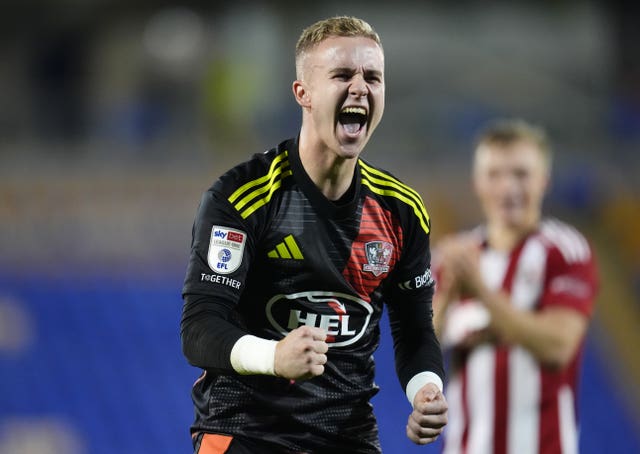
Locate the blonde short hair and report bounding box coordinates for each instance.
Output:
[295,16,382,78]
[474,118,552,165]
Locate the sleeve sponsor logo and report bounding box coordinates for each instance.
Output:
[265,291,373,347]
[398,268,434,290]
[549,275,591,298]
[207,226,247,274]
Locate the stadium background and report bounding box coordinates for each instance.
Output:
[1,1,639,453]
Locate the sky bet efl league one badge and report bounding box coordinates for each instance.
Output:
[363,240,393,276]
[207,226,247,274]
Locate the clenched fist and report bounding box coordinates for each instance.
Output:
[274,326,329,380]
[407,383,448,445]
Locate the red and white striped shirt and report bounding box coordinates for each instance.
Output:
[440,218,598,454]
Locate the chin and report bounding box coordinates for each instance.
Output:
[504,216,534,231]
[333,126,372,158]
[495,211,525,228]
[338,145,365,160]
[335,139,368,159]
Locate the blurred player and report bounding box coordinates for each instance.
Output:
[433,119,598,454]
[181,16,447,453]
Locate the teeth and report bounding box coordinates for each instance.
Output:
[341,107,367,115]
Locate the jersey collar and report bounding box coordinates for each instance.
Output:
[286,137,361,220]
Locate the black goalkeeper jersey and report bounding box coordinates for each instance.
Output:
[181,138,443,453]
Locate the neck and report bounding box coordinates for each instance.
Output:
[298,130,357,201]
[486,220,539,252]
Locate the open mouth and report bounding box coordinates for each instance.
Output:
[338,106,368,135]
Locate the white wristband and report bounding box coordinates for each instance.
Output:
[405,371,444,408]
[230,335,278,376]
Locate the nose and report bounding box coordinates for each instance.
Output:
[349,75,368,98]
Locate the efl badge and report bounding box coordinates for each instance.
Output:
[207,226,246,274]
[363,241,393,276]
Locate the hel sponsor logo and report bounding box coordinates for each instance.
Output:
[200,273,242,289]
[398,268,434,290]
[207,226,246,274]
[266,291,373,347]
[363,241,393,276]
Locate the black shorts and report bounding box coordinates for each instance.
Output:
[192,432,309,454]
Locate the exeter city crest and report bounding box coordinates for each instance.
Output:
[362,241,393,276]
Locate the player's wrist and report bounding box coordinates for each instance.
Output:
[230,335,278,376]
[406,371,443,408]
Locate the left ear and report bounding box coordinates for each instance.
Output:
[292,80,311,108]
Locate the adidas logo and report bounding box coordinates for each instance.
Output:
[267,234,304,259]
